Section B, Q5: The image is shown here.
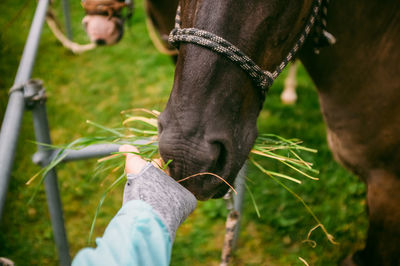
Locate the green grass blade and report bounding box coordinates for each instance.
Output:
[280,160,319,180]
[250,162,302,184]
[245,183,261,218]
[88,172,126,243]
[86,120,124,137]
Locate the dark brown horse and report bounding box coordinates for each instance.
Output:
[147,0,400,265]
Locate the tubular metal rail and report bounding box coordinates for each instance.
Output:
[0,1,246,265]
[1,1,75,265]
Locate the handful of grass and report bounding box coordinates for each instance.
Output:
[29,108,337,245]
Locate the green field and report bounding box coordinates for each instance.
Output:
[0,1,367,265]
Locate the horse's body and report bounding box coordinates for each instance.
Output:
[147,0,400,265]
[299,2,400,264]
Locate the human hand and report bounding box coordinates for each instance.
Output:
[119,145,147,174]
[119,145,168,175]
[120,145,196,240]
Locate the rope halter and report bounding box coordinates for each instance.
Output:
[169,0,328,96]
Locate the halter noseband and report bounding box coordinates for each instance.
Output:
[169,0,332,95]
[81,0,133,20]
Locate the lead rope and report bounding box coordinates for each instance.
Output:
[168,0,326,96]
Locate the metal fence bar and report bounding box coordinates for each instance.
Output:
[52,144,120,162]
[0,0,49,222]
[50,139,156,163]
[32,97,71,266]
[61,0,73,40]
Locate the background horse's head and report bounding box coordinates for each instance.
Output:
[81,0,133,45]
[82,15,124,45]
[158,0,316,200]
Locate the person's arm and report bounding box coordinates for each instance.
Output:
[73,146,196,266]
[73,199,172,266]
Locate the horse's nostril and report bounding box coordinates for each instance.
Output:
[95,39,106,45]
[212,141,227,169]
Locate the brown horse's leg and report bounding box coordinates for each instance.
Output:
[344,169,400,266]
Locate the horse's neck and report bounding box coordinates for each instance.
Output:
[300,0,400,104]
[298,0,400,175]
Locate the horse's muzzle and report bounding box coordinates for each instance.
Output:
[158,115,233,200]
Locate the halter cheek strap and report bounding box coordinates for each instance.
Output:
[168,0,331,96]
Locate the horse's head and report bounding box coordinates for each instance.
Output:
[159,0,315,200]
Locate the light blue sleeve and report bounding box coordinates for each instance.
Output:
[72,200,172,266]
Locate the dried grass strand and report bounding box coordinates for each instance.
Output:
[303,223,339,247]
[298,257,310,266]
[250,158,338,246]
[120,108,160,118]
[177,172,237,195]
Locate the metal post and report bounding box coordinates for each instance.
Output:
[232,162,247,247]
[0,0,49,222]
[27,80,71,266]
[221,163,247,264]
[44,169,71,266]
[61,0,73,40]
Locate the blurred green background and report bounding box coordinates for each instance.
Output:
[0,0,367,265]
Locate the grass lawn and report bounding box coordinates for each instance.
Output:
[0,0,367,265]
